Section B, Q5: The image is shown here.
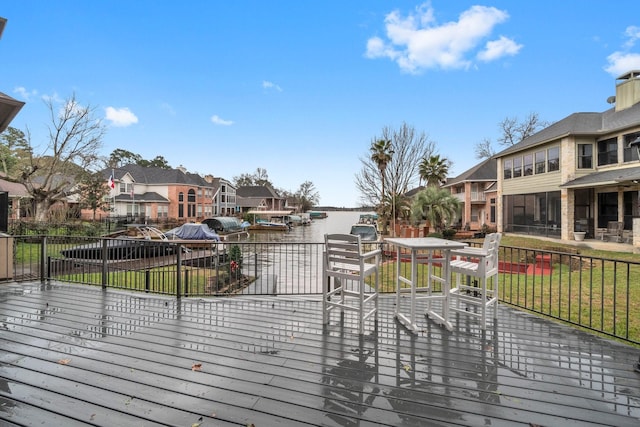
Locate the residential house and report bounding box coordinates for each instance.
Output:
[494,70,640,245]
[210,177,237,216]
[102,164,216,222]
[1,17,26,231]
[0,175,29,219]
[443,158,497,231]
[236,185,286,214]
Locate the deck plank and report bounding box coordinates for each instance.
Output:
[1,282,639,426]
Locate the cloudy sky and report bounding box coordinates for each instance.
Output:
[2,1,640,206]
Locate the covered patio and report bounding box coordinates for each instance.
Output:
[1,282,639,426]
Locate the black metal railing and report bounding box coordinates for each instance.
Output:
[2,235,638,345]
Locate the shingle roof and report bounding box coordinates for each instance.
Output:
[559,165,640,188]
[105,164,211,187]
[236,185,280,198]
[495,102,640,158]
[114,192,169,202]
[443,158,497,187]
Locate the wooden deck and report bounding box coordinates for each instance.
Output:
[1,282,639,426]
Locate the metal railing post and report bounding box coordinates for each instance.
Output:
[176,244,182,298]
[40,236,47,283]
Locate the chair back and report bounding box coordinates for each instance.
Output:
[324,233,369,275]
[481,233,501,275]
[607,221,623,233]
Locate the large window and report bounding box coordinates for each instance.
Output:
[523,154,533,176]
[535,151,545,174]
[623,132,640,162]
[577,144,593,169]
[597,137,617,166]
[503,159,512,179]
[513,157,522,178]
[547,147,559,171]
[503,191,561,236]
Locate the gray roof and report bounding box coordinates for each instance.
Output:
[559,166,640,188]
[495,102,640,158]
[114,192,168,202]
[236,185,281,198]
[105,164,212,187]
[0,90,25,133]
[443,158,497,187]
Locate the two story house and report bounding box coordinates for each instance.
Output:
[103,164,216,222]
[495,71,640,244]
[443,158,497,231]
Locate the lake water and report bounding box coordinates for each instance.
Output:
[248,210,376,243]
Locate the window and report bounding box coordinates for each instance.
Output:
[597,137,617,166]
[178,192,184,202]
[547,147,559,171]
[503,159,512,179]
[490,198,496,223]
[623,132,640,162]
[535,151,545,174]
[523,154,533,176]
[597,192,618,228]
[513,157,522,178]
[577,144,593,169]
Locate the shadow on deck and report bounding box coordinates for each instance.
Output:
[0,282,639,426]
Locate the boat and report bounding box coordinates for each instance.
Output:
[246,210,293,232]
[349,223,382,252]
[61,225,175,260]
[201,217,250,240]
[308,211,327,219]
[249,219,290,231]
[349,223,380,242]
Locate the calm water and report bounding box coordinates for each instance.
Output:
[248,211,375,243]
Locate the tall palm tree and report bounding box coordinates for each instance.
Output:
[418,155,449,187]
[411,186,460,233]
[370,139,393,232]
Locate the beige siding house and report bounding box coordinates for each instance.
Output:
[495,71,640,245]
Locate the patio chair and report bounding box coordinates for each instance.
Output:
[601,221,624,242]
[448,232,502,330]
[322,233,380,334]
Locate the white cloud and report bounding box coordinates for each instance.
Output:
[624,25,640,48]
[13,86,38,101]
[477,36,522,62]
[105,107,139,127]
[262,80,283,92]
[604,26,640,76]
[365,3,515,73]
[604,52,640,77]
[211,115,234,126]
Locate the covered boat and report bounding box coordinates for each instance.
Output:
[165,223,220,241]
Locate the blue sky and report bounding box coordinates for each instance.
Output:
[2,1,640,207]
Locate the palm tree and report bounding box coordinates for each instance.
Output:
[411,186,460,233]
[418,155,449,187]
[370,139,393,233]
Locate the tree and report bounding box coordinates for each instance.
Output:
[20,94,106,221]
[232,168,273,188]
[411,186,460,233]
[76,171,111,220]
[355,122,438,208]
[0,126,31,176]
[474,112,549,159]
[418,154,450,187]
[370,139,393,202]
[474,137,495,160]
[138,155,171,169]
[295,180,319,212]
[107,150,171,169]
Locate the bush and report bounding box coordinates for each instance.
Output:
[442,228,457,239]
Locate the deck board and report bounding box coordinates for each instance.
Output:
[1,282,639,426]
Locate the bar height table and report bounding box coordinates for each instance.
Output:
[385,237,467,332]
